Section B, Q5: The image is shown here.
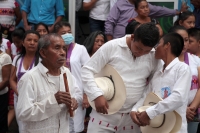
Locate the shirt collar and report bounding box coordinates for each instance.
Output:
[118,35,130,48]
[37,62,66,83]
[163,57,179,71]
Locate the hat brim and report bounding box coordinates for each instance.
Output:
[140,93,182,133]
[88,65,126,115]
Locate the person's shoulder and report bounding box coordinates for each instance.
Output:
[20,66,40,81]
[176,60,190,72]
[188,53,200,63]
[75,43,85,49]
[13,55,20,61]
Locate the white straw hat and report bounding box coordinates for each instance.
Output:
[138,93,182,133]
[88,65,126,115]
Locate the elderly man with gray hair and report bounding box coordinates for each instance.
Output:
[16,33,82,133]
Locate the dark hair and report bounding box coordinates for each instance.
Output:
[0,31,2,39]
[11,27,25,40]
[35,22,49,34]
[15,30,40,67]
[135,0,147,9]
[134,22,159,47]
[162,33,184,57]
[83,31,107,55]
[168,25,187,33]
[188,28,200,41]
[126,19,141,34]
[174,11,194,26]
[54,21,71,33]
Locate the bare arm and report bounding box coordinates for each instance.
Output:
[22,11,31,31]
[83,0,98,11]
[48,16,63,33]
[106,35,113,41]
[9,66,18,95]
[14,6,22,26]
[0,64,11,91]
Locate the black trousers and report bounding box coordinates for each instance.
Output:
[0,92,8,132]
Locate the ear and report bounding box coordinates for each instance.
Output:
[39,49,47,59]
[198,40,200,47]
[164,42,170,50]
[131,34,134,41]
[179,20,183,25]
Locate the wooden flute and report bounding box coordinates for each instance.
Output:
[63,73,74,117]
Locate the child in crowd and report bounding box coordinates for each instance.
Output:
[0,34,11,57]
[186,28,200,133]
[131,33,191,133]
[188,28,200,57]
[35,23,49,37]
[11,28,25,59]
[174,11,195,29]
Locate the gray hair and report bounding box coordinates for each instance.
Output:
[38,33,62,50]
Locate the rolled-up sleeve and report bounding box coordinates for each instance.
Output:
[16,74,61,122]
[21,0,31,13]
[81,43,112,101]
[105,4,120,36]
[146,66,191,119]
[55,0,65,17]
[148,3,176,18]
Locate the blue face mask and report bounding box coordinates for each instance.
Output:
[61,33,74,45]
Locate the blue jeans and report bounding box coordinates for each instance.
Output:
[89,17,105,33]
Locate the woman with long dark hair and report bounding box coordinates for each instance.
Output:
[9,30,40,132]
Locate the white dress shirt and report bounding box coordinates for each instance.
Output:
[81,35,162,113]
[16,62,82,133]
[83,0,110,21]
[132,58,192,133]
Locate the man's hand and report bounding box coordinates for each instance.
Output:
[48,25,54,33]
[94,95,109,114]
[82,93,90,109]
[180,2,189,12]
[71,98,78,111]
[130,111,142,126]
[137,111,150,126]
[24,24,32,31]
[55,91,71,107]
[187,106,196,121]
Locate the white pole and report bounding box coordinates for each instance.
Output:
[68,0,76,39]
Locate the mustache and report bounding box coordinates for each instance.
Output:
[57,57,66,61]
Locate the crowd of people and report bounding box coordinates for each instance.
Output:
[0,0,200,133]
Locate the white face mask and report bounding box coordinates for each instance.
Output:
[61,33,74,45]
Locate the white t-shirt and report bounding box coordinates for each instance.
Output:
[47,74,60,91]
[11,43,18,57]
[187,53,200,105]
[0,38,11,52]
[0,52,12,95]
[83,0,110,21]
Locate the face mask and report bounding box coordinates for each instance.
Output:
[61,33,74,45]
